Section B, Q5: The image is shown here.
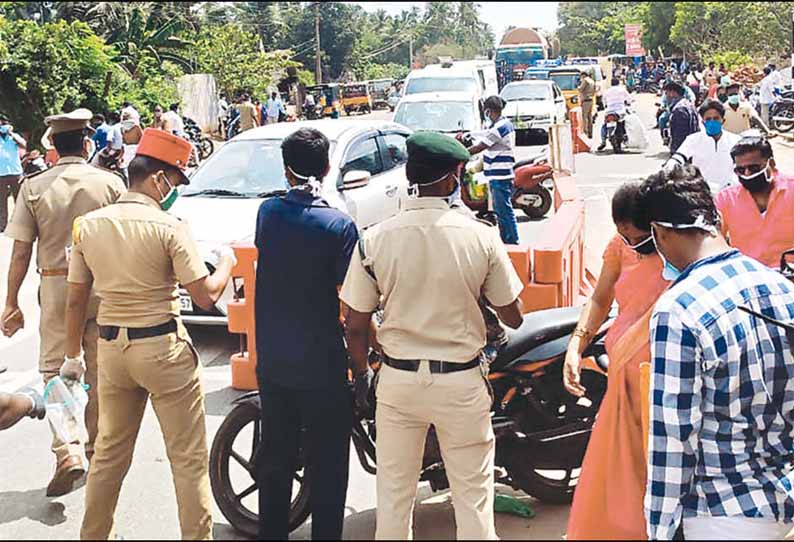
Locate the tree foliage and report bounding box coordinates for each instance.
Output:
[189,23,299,98]
[0,16,115,137]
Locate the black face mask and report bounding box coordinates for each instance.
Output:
[633,236,657,255]
[738,171,770,193]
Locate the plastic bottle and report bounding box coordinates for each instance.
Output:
[43,376,88,445]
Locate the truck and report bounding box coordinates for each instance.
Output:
[495,27,549,89]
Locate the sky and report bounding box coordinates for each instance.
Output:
[352,2,559,43]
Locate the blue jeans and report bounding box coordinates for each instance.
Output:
[490,179,519,244]
[659,110,670,131]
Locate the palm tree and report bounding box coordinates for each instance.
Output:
[106,4,194,78]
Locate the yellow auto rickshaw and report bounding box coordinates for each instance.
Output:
[341,83,373,115]
[307,83,342,117]
[548,66,584,112]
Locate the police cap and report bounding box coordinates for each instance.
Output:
[407,132,470,169]
[45,108,95,135]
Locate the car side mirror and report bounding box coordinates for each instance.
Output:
[341,170,371,190]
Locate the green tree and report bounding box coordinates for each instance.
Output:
[105,4,194,78]
[557,2,641,56]
[640,2,676,55]
[190,23,298,98]
[0,16,115,139]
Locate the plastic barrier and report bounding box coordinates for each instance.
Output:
[568,107,592,154]
[227,245,259,391]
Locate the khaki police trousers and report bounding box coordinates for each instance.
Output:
[374,362,497,540]
[80,327,212,541]
[581,100,594,138]
[39,276,99,465]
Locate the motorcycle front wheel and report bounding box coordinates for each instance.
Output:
[209,399,312,538]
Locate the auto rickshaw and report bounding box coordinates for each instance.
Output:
[548,66,583,112]
[367,78,393,110]
[306,83,342,117]
[341,82,373,115]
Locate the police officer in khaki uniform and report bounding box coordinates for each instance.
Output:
[342,132,525,540]
[578,69,596,138]
[2,108,126,496]
[61,128,235,540]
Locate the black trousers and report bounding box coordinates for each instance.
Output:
[257,379,352,540]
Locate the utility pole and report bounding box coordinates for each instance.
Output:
[315,4,322,84]
[409,35,414,70]
[790,9,794,84]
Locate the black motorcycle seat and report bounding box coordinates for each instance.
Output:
[492,306,582,371]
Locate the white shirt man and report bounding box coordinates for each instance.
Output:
[759,73,777,105]
[163,109,184,136]
[669,129,741,193]
[120,104,140,125]
[604,83,633,115]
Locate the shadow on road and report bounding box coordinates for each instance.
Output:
[0,489,67,527]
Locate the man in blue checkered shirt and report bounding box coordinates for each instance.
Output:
[640,164,794,540]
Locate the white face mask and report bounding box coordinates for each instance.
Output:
[407,171,458,200]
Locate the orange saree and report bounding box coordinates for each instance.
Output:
[566,235,669,540]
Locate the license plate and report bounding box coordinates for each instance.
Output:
[180,295,193,313]
[606,122,617,128]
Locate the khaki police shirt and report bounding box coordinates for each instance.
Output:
[340,198,524,363]
[578,77,595,101]
[723,102,755,134]
[5,157,126,271]
[67,192,209,327]
[238,102,258,131]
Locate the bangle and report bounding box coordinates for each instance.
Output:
[573,327,592,341]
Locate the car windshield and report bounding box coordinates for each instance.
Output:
[405,77,478,95]
[183,139,335,198]
[394,101,476,133]
[501,84,551,102]
[550,73,581,91]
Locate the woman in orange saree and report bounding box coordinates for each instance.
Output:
[563,183,669,540]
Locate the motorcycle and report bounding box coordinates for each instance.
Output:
[225,108,240,141]
[209,306,611,537]
[183,116,215,161]
[655,101,671,146]
[604,111,628,154]
[639,78,660,94]
[456,134,555,221]
[770,97,794,133]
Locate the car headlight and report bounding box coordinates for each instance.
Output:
[535,114,551,120]
[571,96,579,104]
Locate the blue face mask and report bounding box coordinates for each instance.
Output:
[704,119,723,137]
[0,125,8,135]
[662,260,682,281]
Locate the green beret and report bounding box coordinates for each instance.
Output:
[407,131,470,168]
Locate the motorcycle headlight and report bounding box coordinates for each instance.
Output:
[571,96,579,104]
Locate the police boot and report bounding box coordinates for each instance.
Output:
[46,455,86,497]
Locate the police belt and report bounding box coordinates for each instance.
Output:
[383,355,480,374]
[99,319,178,341]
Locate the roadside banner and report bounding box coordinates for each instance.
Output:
[624,24,645,57]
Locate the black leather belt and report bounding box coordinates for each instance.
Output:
[383,355,480,374]
[99,320,178,341]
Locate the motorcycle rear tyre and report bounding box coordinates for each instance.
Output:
[513,186,552,219]
[210,400,312,538]
[198,138,214,161]
[772,106,794,133]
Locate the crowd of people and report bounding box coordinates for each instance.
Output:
[0,55,792,542]
[218,91,288,139]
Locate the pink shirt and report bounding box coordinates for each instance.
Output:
[714,173,794,268]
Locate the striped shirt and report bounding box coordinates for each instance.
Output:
[478,117,515,182]
[646,250,794,540]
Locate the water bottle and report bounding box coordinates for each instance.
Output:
[43,376,88,445]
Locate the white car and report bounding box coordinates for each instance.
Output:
[393,92,484,134]
[500,80,567,136]
[172,119,411,325]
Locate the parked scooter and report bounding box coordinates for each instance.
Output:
[210,306,611,537]
[456,134,555,220]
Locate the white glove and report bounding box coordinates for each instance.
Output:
[60,352,86,382]
[211,245,237,268]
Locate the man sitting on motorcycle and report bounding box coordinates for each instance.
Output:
[597,78,633,152]
[714,134,794,269]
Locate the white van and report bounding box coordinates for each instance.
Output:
[403,59,499,101]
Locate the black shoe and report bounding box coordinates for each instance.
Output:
[597,142,606,151]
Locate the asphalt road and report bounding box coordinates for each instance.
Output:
[1,94,792,540]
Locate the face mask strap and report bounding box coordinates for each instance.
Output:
[407,170,456,200]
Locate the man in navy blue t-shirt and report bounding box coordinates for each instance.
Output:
[254,127,358,540]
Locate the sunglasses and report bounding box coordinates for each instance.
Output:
[733,160,769,176]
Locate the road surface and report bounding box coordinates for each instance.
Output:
[0,94,791,540]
